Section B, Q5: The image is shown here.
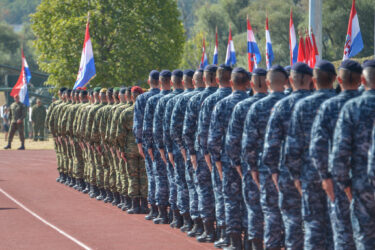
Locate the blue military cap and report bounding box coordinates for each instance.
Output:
[149,70,160,80]
[284,65,292,75]
[183,69,195,77]
[195,68,204,74]
[362,59,375,69]
[107,88,114,95]
[120,87,126,94]
[172,69,183,78]
[59,87,67,93]
[291,62,313,76]
[315,60,336,75]
[252,67,267,76]
[218,63,233,71]
[204,64,218,73]
[81,90,88,96]
[160,70,172,77]
[232,67,247,74]
[339,60,362,74]
[269,64,288,78]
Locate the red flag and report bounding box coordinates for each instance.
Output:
[304,34,311,65]
[297,37,305,63]
[310,31,319,67]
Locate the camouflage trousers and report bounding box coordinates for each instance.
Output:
[119,158,129,196]
[242,169,264,240]
[125,153,147,198]
[54,139,63,173]
[173,149,189,214]
[302,182,333,250]
[82,144,90,183]
[111,149,123,194]
[72,141,84,179]
[195,151,215,222]
[166,154,177,210]
[102,152,115,192]
[152,147,169,207]
[33,124,44,140]
[278,172,303,250]
[93,149,103,188]
[185,157,199,220]
[60,139,70,175]
[8,122,24,144]
[211,159,225,227]
[87,147,97,186]
[143,144,156,205]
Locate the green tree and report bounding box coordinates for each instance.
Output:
[31,0,185,88]
[0,0,41,24]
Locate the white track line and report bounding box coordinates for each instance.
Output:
[0,188,92,250]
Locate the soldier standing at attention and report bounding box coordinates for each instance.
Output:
[368,125,375,192]
[4,94,26,150]
[31,99,46,141]
[309,60,362,250]
[330,60,375,249]
[285,60,337,250]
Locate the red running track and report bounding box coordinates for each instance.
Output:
[0,150,215,250]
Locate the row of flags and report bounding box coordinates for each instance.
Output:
[199,0,364,73]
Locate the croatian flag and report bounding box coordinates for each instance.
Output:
[10,49,31,106]
[200,38,209,69]
[289,9,298,65]
[73,15,96,89]
[225,26,236,66]
[311,30,319,66]
[265,17,274,70]
[343,0,363,60]
[247,17,261,72]
[213,28,218,65]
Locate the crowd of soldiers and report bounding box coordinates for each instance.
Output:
[47,59,375,250]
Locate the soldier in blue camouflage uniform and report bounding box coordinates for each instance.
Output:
[159,69,185,228]
[330,60,375,249]
[310,60,362,250]
[242,65,287,250]
[262,63,312,250]
[143,70,172,224]
[183,66,217,238]
[170,69,201,233]
[226,68,268,250]
[284,65,293,95]
[285,60,337,250]
[200,64,232,244]
[208,67,249,249]
[369,125,375,192]
[133,70,161,220]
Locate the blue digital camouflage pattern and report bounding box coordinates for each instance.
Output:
[262,89,311,249]
[208,91,248,234]
[310,90,360,250]
[330,90,375,249]
[285,89,336,250]
[241,91,285,248]
[369,125,375,192]
[133,88,160,205]
[143,89,172,207]
[226,93,267,240]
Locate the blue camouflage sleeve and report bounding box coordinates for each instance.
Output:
[208,102,225,162]
[225,105,243,167]
[133,95,144,144]
[368,125,375,186]
[142,101,154,149]
[241,105,260,172]
[171,100,184,149]
[198,101,213,155]
[153,101,165,150]
[163,101,174,153]
[183,98,198,155]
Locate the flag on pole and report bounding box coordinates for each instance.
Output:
[200,37,209,69]
[10,49,31,106]
[297,36,305,63]
[305,33,312,66]
[310,30,319,67]
[343,0,363,60]
[247,16,261,72]
[225,26,236,66]
[213,27,218,65]
[73,13,96,90]
[289,9,298,65]
[265,17,274,70]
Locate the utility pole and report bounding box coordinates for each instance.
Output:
[309,0,322,56]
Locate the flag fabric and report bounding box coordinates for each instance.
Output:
[343,0,363,60]
[225,26,236,66]
[289,9,298,65]
[297,36,305,63]
[73,15,96,90]
[304,33,312,66]
[213,28,218,65]
[10,49,31,106]
[310,30,319,67]
[247,17,261,72]
[265,17,274,70]
[200,38,209,69]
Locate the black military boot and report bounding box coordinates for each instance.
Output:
[127,197,141,214]
[111,192,121,206]
[3,144,11,149]
[83,183,90,194]
[56,172,62,182]
[78,180,86,192]
[117,195,124,208]
[64,176,71,186]
[139,197,149,214]
[145,204,158,220]
[59,173,66,183]
[153,206,168,224]
[197,220,215,243]
[69,178,76,188]
[224,233,242,250]
[121,196,132,211]
[90,185,99,198]
[170,210,183,228]
[243,230,252,250]
[180,213,193,233]
[17,143,25,150]
[104,191,113,203]
[251,238,263,250]
[96,188,106,200]
[214,226,230,248]
[187,218,204,237]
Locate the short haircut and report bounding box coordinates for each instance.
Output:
[232,72,248,86]
[172,75,182,86]
[204,71,216,84]
[363,67,375,86]
[194,71,204,85]
[217,67,232,83]
[313,68,336,87]
[267,70,287,86]
[339,68,361,86]
[252,75,265,88]
[291,71,306,86]
[149,77,159,86]
[160,76,171,84]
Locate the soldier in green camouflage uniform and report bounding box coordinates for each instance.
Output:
[31,99,47,141]
[117,86,148,214]
[4,94,26,150]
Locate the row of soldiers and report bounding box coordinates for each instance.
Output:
[46,86,149,214]
[133,60,375,250]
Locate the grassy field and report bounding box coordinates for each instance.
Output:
[0,132,54,150]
